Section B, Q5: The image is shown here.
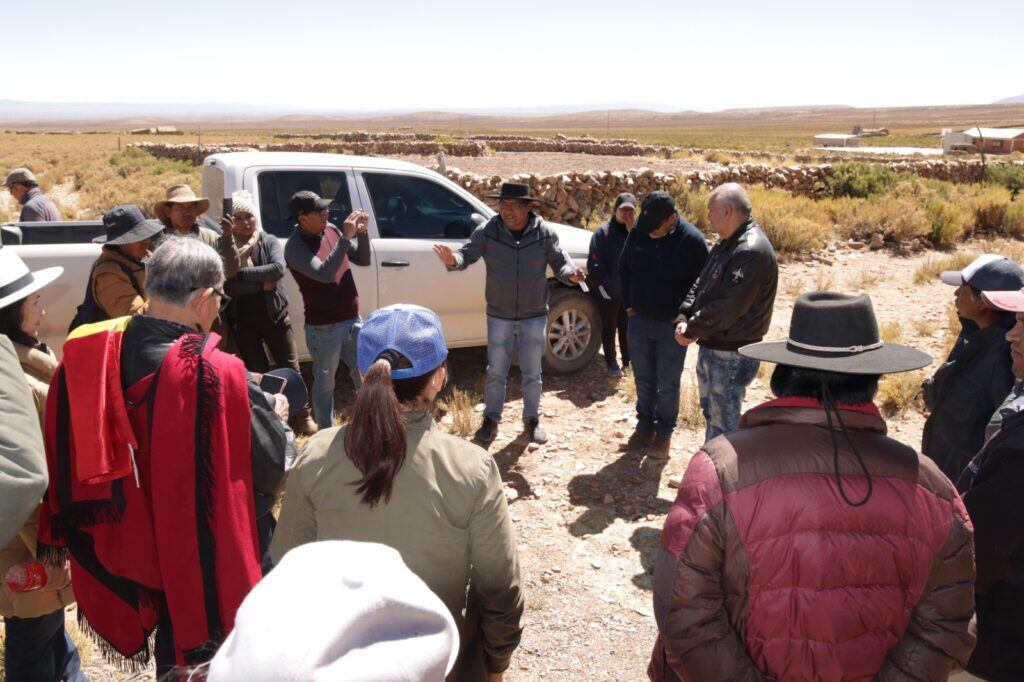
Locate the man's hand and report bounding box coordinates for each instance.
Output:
[568,269,585,284]
[433,244,457,267]
[626,308,636,317]
[219,216,234,238]
[262,281,275,291]
[342,210,369,239]
[675,322,696,346]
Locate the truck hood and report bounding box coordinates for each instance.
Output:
[547,222,593,268]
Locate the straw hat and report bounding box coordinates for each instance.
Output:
[154,184,210,223]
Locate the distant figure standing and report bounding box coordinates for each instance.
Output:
[284,191,370,430]
[433,182,584,446]
[618,191,709,458]
[588,192,636,378]
[153,184,219,249]
[3,168,61,222]
[677,183,778,441]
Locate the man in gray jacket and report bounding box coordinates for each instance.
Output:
[0,334,48,545]
[434,183,583,445]
[3,168,61,222]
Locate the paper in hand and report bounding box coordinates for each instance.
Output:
[598,285,611,300]
[578,280,589,293]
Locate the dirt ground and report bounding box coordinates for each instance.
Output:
[36,235,992,682]
[394,151,708,177]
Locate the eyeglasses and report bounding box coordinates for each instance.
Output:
[191,286,232,313]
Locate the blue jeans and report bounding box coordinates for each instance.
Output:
[696,346,760,441]
[485,315,547,422]
[628,314,688,438]
[3,609,86,682]
[305,317,362,429]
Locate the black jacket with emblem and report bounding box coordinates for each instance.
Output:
[679,218,778,350]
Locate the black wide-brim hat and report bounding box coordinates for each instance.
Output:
[739,292,931,375]
[93,204,165,245]
[484,182,554,206]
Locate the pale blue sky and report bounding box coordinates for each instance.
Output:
[7,0,1021,111]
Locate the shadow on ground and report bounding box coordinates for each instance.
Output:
[567,445,671,537]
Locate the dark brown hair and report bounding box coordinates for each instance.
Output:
[344,353,440,508]
[0,297,35,348]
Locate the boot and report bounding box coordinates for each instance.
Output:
[474,416,499,445]
[291,407,319,437]
[647,435,672,460]
[524,418,548,444]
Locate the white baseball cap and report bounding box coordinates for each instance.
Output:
[207,541,459,682]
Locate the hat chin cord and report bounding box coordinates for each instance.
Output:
[821,382,874,507]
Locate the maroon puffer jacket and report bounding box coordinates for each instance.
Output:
[649,398,976,681]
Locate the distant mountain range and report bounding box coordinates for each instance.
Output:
[995,94,1024,105]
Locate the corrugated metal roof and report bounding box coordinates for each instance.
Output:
[814,133,860,140]
[962,127,1024,140]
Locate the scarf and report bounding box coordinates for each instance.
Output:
[232,230,260,270]
[38,319,261,670]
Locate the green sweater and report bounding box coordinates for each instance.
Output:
[271,412,524,678]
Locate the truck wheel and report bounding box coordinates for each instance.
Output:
[543,286,601,375]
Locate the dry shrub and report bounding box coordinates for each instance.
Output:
[912,317,938,336]
[782,274,805,299]
[912,252,975,285]
[812,268,835,292]
[924,199,970,248]
[877,371,925,417]
[880,321,904,343]
[749,187,830,254]
[756,361,774,385]
[672,185,710,233]
[679,378,704,430]
[618,367,637,403]
[831,196,931,244]
[439,387,477,438]
[1005,202,1024,239]
[965,186,1011,233]
[849,269,882,291]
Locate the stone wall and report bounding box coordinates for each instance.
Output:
[129,139,487,161]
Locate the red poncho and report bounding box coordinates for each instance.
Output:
[38,317,262,669]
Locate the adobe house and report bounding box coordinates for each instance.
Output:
[957,127,1024,154]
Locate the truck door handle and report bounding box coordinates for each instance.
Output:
[381,260,410,268]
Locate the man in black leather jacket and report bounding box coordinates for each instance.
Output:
[676,183,778,441]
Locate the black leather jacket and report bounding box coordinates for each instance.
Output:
[679,219,778,351]
[120,315,291,517]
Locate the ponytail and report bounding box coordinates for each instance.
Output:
[345,358,406,507]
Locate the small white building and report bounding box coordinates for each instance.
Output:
[814,133,862,148]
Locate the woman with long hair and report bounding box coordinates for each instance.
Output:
[272,304,524,681]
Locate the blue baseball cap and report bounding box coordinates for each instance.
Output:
[357,304,449,380]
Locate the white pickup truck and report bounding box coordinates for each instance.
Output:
[4,152,601,373]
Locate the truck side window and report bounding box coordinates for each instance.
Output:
[363,173,480,239]
[257,171,352,238]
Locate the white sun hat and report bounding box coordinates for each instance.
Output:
[0,248,63,310]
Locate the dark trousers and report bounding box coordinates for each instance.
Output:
[153,512,277,677]
[234,317,299,374]
[628,314,688,438]
[599,299,629,367]
[3,609,86,682]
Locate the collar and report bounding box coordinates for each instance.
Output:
[14,340,58,380]
[404,411,436,431]
[739,396,886,434]
[21,187,41,206]
[721,218,754,245]
[608,217,628,235]
[132,314,197,339]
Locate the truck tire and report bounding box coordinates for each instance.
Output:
[543,285,601,375]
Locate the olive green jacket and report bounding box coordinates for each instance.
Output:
[271,412,524,679]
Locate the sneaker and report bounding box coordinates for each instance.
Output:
[627,429,656,449]
[668,473,683,489]
[606,361,623,378]
[290,407,319,437]
[647,435,672,460]
[524,418,548,444]
[474,416,499,445]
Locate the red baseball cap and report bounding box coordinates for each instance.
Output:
[982,288,1024,312]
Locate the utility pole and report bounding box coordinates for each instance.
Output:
[606,110,610,138]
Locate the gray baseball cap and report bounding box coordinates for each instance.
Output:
[4,168,36,186]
